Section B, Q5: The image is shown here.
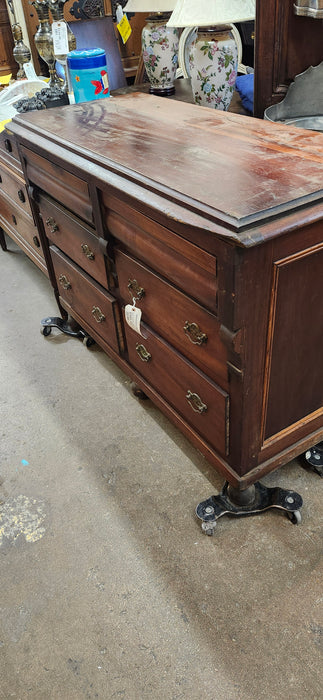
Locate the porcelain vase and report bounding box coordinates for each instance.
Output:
[189,26,238,110]
[142,16,179,95]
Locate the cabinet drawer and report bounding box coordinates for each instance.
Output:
[124,319,229,456]
[105,207,217,312]
[50,246,120,353]
[0,161,32,217]
[0,130,20,166]
[39,194,108,288]
[21,146,92,224]
[0,194,43,257]
[116,248,228,388]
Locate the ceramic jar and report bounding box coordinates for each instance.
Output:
[189,26,238,110]
[142,16,179,95]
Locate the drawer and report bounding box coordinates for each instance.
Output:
[20,146,93,224]
[0,129,20,166]
[116,248,228,388]
[0,194,43,257]
[105,207,218,312]
[38,194,108,288]
[0,160,33,217]
[124,318,229,457]
[50,246,120,353]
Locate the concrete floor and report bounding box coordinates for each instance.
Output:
[0,237,322,700]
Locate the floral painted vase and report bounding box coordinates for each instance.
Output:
[189,27,238,110]
[142,17,179,95]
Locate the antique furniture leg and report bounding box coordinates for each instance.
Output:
[196,482,303,535]
[301,442,323,477]
[0,228,7,251]
[40,316,95,347]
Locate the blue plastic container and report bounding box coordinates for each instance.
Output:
[67,48,110,104]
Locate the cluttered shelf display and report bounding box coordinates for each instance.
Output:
[6,92,323,533]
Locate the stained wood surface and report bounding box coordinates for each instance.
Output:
[13,93,323,241]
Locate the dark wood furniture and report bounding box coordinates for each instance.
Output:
[0,128,47,273]
[0,0,16,80]
[254,0,323,117]
[9,94,323,527]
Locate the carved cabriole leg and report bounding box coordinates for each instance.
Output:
[0,228,7,251]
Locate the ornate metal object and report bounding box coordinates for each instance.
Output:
[45,217,59,233]
[81,243,95,260]
[135,343,151,362]
[185,390,207,414]
[294,0,323,17]
[69,0,104,20]
[128,279,145,301]
[92,306,105,323]
[264,61,323,132]
[58,274,72,289]
[12,23,31,79]
[183,321,208,346]
[31,0,61,89]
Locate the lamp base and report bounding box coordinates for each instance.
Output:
[142,14,179,96]
[189,26,238,110]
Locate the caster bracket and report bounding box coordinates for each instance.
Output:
[40,316,95,346]
[196,481,303,534]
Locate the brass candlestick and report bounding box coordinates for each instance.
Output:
[31,0,61,89]
[12,23,31,79]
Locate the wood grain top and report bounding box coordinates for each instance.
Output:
[12,92,323,240]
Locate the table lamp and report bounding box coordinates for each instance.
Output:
[167,0,255,110]
[123,1,179,95]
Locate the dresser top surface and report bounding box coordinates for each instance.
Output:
[12,92,323,239]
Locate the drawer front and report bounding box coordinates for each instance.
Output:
[116,249,228,388]
[50,246,120,352]
[21,146,92,224]
[105,207,218,312]
[0,194,43,257]
[125,319,229,456]
[0,161,33,217]
[0,130,20,165]
[39,195,108,288]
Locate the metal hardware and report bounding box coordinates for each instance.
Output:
[81,243,95,260]
[0,175,2,183]
[184,321,208,346]
[135,343,151,362]
[4,139,12,153]
[12,215,17,225]
[196,482,303,535]
[45,217,59,234]
[186,390,207,414]
[33,235,40,248]
[302,441,323,477]
[18,189,25,203]
[58,274,71,290]
[40,316,95,346]
[128,279,145,301]
[293,0,323,18]
[92,306,105,323]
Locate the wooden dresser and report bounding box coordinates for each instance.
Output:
[9,94,323,523]
[0,128,47,273]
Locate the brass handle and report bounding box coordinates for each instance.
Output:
[58,274,71,290]
[128,279,145,301]
[4,139,12,153]
[45,217,59,234]
[33,235,40,248]
[81,243,95,260]
[92,306,105,323]
[135,343,151,362]
[184,321,208,346]
[186,390,207,414]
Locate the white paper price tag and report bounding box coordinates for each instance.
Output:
[125,304,145,337]
[52,21,69,55]
[116,3,124,23]
[23,62,38,80]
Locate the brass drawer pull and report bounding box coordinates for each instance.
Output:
[33,235,40,248]
[186,390,207,414]
[128,279,145,301]
[92,306,105,323]
[135,343,151,362]
[45,217,59,234]
[184,321,208,346]
[81,243,95,260]
[58,274,71,290]
[4,139,12,153]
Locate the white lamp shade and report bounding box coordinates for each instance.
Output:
[124,0,177,11]
[167,0,256,27]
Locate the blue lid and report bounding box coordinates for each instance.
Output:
[67,48,107,70]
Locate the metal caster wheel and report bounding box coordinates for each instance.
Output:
[201,520,217,536]
[82,335,95,347]
[40,325,51,337]
[287,510,302,525]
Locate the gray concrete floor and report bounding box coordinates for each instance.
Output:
[0,237,322,700]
